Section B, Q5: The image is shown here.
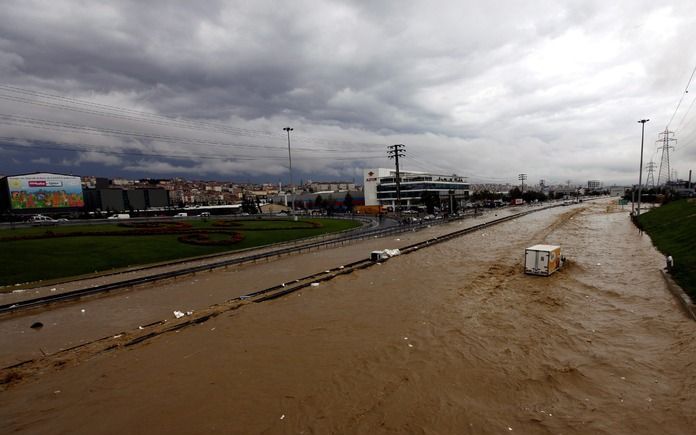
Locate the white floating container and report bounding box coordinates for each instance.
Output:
[524,244,562,276]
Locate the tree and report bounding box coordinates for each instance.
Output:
[241,196,258,214]
[314,195,324,210]
[420,191,439,214]
[343,192,354,211]
[509,187,522,199]
[326,195,335,215]
[522,190,547,203]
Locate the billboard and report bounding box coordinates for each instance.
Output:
[8,173,84,210]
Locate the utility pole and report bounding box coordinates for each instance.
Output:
[283,127,294,214]
[387,144,406,213]
[637,119,649,216]
[518,173,527,194]
[656,128,676,186]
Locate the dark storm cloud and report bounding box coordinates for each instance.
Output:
[1,0,696,184]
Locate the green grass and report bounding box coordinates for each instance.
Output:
[638,199,696,299]
[0,218,360,287]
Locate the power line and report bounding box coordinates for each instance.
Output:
[0,113,385,157]
[406,150,461,174]
[0,84,384,150]
[0,139,387,162]
[675,93,696,133]
[666,61,696,130]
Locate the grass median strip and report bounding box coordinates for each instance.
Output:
[1,218,360,287]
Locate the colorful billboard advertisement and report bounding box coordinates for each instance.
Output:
[8,173,84,209]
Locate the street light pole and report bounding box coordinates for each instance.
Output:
[283,127,294,214]
[637,119,649,216]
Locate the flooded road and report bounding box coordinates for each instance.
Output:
[1,199,694,434]
[0,206,521,366]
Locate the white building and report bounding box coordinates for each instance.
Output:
[363,168,470,209]
[587,180,602,190]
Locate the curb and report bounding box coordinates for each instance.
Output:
[660,270,696,321]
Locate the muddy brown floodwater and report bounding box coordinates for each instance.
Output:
[1,200,695,435]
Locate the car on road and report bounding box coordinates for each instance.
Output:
[29,214,57,225]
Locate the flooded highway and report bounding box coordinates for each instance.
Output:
[1,199,695,434]
[0,207,521,366]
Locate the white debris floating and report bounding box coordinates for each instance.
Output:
[370,249,401,262]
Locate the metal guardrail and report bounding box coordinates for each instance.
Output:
[0,205,561,315]
[0,215,377,289]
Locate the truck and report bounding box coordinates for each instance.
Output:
[524,244,563,276]
[354,205,385,215]
[107,213,131,220]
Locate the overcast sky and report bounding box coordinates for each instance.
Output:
[1,0,696,186]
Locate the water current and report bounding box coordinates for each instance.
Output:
[1,200,694,434]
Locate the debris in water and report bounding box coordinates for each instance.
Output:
[280,414,285,420]
[596,263,601,266]
[138,326,144,330]
[186,311,193,316]
[408,343,413,348]
[81,309,86,313]
[113,334,122,339]
[30,321,43,329]
[310,283,320,287]
[11,289,25,294]
[50,288,57,292]
[173,311,185,319]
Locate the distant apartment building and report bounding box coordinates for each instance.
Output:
[306,181,356,192]
[587,180,602,190]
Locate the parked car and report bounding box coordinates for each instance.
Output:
[29,214,58,226]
